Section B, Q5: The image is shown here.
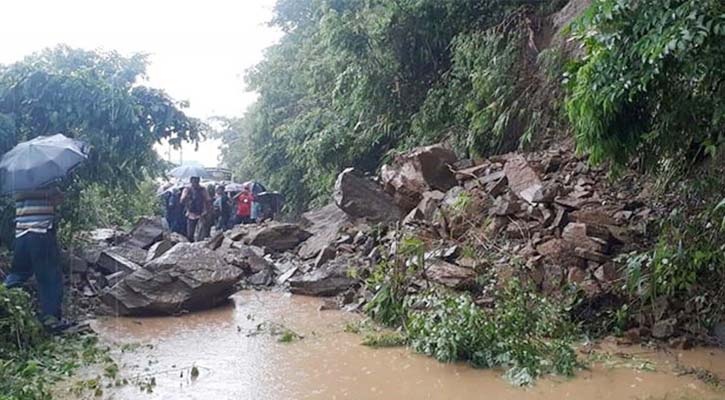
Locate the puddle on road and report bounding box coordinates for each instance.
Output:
[86,291,723,400]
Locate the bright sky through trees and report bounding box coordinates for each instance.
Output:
[0,0,280,167]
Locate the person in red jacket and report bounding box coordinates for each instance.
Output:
[233,186,255,225]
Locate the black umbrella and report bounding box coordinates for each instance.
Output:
[0,134,89,194]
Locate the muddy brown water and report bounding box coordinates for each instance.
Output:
[79,291,723,400]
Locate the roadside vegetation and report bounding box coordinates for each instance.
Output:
[360,236,578,386]
[0,47,202,396]
[0,0,723,394]
[208,0,723,385]
[566,0,725,344]
[0,285,117,399]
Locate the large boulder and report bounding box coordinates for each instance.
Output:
[288,261,358,296]
[126,216,166,249]
[297,203,352,260]
[334,168,402,224]
[102,242,243,315]
[96,244,146,275]
[504,154,544,204]
[244,222,312,252]
[145,240,174,264]
[425,260,476,290]
[381,144,458,212]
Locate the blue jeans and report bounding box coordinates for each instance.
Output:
[4,231,63,320]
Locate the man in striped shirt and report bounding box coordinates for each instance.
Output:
[3,187,65,328]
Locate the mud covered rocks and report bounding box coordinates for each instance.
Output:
[244,222,312,252]
[288,260,358,296]
[381,144,458,212]
[102,242,244,316]
[334,167,402,223]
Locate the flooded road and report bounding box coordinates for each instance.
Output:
[88,291,723,400]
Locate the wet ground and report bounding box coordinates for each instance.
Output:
[80,291,723,400]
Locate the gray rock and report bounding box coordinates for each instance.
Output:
[289,261,358,296]
[82,228,124,243]
[105,271,126,287]
[247,268,274,286]
[504,154,543,204]
[276,266,299,285]
[61,250,89,274]
[273,259,298,275]
[127,216,166,249]
[402,207,425,225]
[334,168,402,224]
[380,144,458,212]
[145,240,174,264]
[205,232,225,251]
[164,231,189,244]
[245,222,312,252]
[425,260,476,290]
[652,319,676,339]
[416,190,445,219]
[314,245,337,269]
[102,242,243,315]
[243,249,273,274]
[96,248,142,275]
[100,244,148,266]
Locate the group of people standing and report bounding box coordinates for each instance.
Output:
[163,177,258,242]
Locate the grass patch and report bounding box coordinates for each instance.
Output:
[361,331,407,348]
[0,286,118,400]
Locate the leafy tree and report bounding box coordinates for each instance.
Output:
[0,46,204,245]
[0,46,204,187]
[566,0,725,169]
[221,0,563,212]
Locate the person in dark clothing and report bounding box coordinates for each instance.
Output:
[214,185,231,231]
[197,183,216,240]
[3,187,68,331]
[180,176,211,242]
[165,188,186,235]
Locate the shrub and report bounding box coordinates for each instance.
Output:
[0,286,115,399]
[619,198,725,334]
[566,0,725,169]
[407,280,577,385]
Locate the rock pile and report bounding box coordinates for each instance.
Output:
[64,140,655,319]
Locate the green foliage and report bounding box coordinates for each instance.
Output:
[0,286,115,400]
[0,46,202,247]
[361,331,407,348]
[0,46,203,185]
[619,194,725,333]
[56,177,162,247]
[363,236,577,385]
[407,280,577,386]
[0,286,44,354]
[411,9,545,157]
[566,0,725,169]
[364,236,425,327]
[219,1,565,211]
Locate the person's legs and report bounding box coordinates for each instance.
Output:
[186,218,198,242]
[4,234,33,288]
[29,232,63,320]
[173,216,186,235]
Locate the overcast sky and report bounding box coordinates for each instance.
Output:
[0,0,281,167]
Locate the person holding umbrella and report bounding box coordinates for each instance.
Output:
[0,134,88,331]
[180,176,211,242]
